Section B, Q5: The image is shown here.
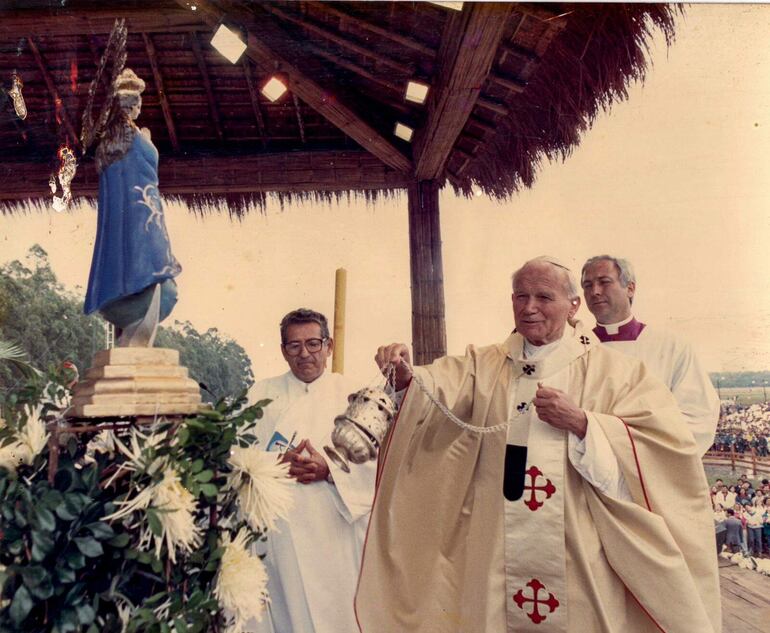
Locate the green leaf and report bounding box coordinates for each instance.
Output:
[65,549,86,570]
[28,577,54,600]
[199,483,217,498]
[86,521,115,540]
[74,536,103,558]
[194,469,214,483]
[76,603,96,625]
[33,506,56,531]
[57,566,76,583]
[55,503,78,521]
[20,565,46,587]
[147,509,163,537]
[9,585,34,625]
[174,617,189,633]
[31,530,55,561]
[176,427,190,445]
[107,532,130,548]
[190,459,204,473]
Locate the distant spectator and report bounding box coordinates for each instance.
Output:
[725,509,743,553]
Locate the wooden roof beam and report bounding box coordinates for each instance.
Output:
[181,0,412,173]
[142,32,180,152]
[305,42,403,96]
[1,150,411,200]
[189,31,224,142]
[260,4,415,76]
[241,59,268,149]
[292,94,306,144]
[0,9,208,38]
[27,37,80,149]
[308,2,437,58]
[413,3,511,180]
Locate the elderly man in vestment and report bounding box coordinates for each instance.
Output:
[581,255,719,455]
[251,309,374,633]
[356,257,720,633]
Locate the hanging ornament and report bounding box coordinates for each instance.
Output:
[8,72,27,120]
[51,145,77,212]
[324,386,396,473]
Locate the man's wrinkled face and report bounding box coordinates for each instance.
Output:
[581,259,634,324]
[512,263,579,346]
[281,322,333,383]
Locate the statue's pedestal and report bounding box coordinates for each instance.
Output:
[66,348,202,418]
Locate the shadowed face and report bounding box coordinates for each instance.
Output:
[581,259,634,324]
[512,263,579,346]
[281,322,333,383]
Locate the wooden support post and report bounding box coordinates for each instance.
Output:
[407,180,446,365]
[332,268,347,374]
[241,58,268,149]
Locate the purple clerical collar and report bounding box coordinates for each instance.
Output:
[593,317,646,342]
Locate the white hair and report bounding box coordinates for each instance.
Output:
[511,256,580,300]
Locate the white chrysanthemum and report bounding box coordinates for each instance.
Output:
[227,446,294,532]
[105,468,202,563]
[110,427,169,478]
[83,429,117,464]
[214,528,269,632]
[0,416,48,473]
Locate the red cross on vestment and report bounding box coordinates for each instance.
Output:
[523,465,556,511]
[513,578,560,624]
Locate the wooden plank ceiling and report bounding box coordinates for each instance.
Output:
[0,0,567,202]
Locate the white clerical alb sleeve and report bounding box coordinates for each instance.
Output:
[568,412,632,501]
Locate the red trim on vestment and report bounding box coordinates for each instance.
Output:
[353,378,413,633]
[618,418,669,632]
[620,418,652,512]
[627,586,669,633]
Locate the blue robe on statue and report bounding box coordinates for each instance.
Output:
[84,131,181,326]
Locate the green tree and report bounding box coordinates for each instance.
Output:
[156,321,254,404]
[0,245,105,389]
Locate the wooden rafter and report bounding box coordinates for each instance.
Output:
[189,31,224,142]
[476,96,508,117]
[181,0,412,173]
[413,2,511,181]
[292,94,306,144]
[241,58,268,149]
[261,3,415,76]
[305,41,402,96]
[309,2,436,58]
[27,37,80,148]
[0,9,207,38]
[488,72,526,94]
[142,32,180,152]
[2,151,411,200]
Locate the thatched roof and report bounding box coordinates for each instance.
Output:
[0,1,678,214]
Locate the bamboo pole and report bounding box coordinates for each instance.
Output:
[332,268,347,374]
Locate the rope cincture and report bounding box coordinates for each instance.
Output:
[388,361,529,435]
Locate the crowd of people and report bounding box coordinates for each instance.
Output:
[711,401,770,456]
[713,475,770,558]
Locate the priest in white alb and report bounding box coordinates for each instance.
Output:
[356,257,720,633]
[581,255,719,455]
[251,309,374,633]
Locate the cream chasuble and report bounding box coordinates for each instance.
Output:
[355,322,720,633]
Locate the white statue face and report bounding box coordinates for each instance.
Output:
[120,93,142,121]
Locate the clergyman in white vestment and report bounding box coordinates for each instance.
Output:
[250,309,375,633]
[358,257,720,633]
[581,255,719,455]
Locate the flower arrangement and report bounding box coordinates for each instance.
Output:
[0,367,292,633]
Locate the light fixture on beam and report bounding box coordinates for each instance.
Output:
[261,76,288,102]
[394,122,414,142]
[428,1,464,11]
[211,24,247,64]
[405,80,429,105]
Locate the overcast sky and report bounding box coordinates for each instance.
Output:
[2,3,769,385]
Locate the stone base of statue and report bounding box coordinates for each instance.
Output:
[66,348,203,418]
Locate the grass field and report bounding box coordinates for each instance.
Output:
[718,387,769,405]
